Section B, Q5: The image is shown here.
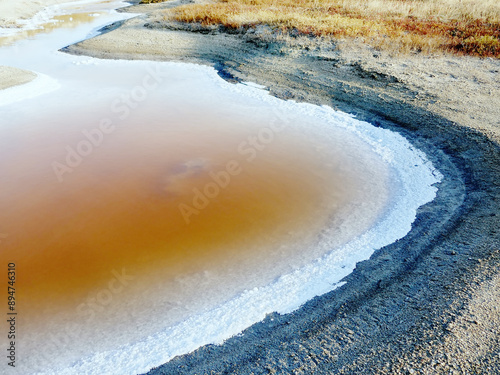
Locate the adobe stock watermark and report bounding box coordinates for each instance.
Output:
[33,268,134,371]
[76,268,135,322]
[179,108,292,224]
[33,266,186,372]
[0,233,7,244]
[51,64,170,183]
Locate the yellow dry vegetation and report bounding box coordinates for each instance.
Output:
[158,0,500,56]
[140,0,169,4]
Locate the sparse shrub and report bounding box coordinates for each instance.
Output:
[139,0,169,4]
[456,35,500,57]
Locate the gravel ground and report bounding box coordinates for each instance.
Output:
[62,2,500,373]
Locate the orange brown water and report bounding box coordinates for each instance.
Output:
[0,106,362,324]
[0,75,391,374]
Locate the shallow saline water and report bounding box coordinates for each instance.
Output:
[0,1,441,374]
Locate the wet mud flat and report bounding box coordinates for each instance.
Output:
[64,3,500,374]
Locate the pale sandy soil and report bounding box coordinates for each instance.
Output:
[0,65,36,90]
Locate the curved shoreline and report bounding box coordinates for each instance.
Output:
[62,3,500,374]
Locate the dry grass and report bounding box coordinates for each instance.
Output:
[155,0,500,57]
[139,0,169,4]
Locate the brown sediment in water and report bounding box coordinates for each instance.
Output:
[0,94,392,373]
[0,107,362,321]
